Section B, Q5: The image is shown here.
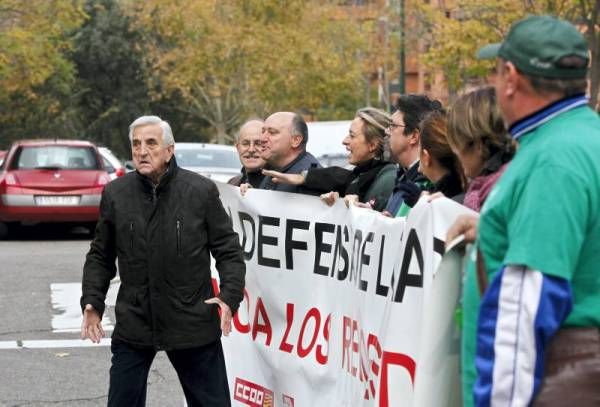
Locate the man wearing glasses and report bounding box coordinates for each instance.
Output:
[229,119,266,188]
[383,94,444,217]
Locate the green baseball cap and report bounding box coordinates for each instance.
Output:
[477,15,589,79]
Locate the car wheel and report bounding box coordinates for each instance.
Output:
[85,222,97,237]
[0,222,11,239]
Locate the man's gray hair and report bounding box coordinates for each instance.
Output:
[128,115,175,146]
[291,113,308,147]
[523,55,588,98]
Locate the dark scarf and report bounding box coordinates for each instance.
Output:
[239,168,265,188]
[345,159,391,201]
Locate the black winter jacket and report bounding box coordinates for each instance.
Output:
[81,158,245,351]
[303,159,397,212]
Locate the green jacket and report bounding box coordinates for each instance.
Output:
[363,163,398,212]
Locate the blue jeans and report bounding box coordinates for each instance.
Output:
[108,339,231,407]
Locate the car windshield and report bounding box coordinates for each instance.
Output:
[14,146,99,170]
[175,148,240,168]
[102,156,115,172]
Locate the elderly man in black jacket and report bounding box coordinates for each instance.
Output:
[80,115,245,407]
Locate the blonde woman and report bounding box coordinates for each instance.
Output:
[446,86,515,406]
[447,86,516,211]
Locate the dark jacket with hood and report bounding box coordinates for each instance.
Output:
[81,158,245,351]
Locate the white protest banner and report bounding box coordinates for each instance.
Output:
[211,184,474,407]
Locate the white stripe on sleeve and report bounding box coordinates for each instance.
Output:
[490,266,543,406]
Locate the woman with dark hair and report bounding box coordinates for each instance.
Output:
[447,86,515,211]
[263,107,396,212]
[418,111,466,201]
[393,111,466,216]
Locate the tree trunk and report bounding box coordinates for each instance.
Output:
[215,122,227,145]
[591,48,600,111]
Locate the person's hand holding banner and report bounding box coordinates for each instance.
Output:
[239,183,252,196]
[446,213,479,247]
[320,191,340,206]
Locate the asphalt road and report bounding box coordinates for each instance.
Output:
[0,226,186,407]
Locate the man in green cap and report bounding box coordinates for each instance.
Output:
[447,15,600,406]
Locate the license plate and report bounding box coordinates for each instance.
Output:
[35,195,80,206]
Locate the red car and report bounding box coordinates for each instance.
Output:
[0,140,111,237]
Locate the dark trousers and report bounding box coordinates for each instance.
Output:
[108,339,231,407]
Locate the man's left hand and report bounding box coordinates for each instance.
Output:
[205,297,233,336]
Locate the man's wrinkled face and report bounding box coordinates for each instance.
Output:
[236,122,265,172]
[261,113,293,166]
[131,124,173,181]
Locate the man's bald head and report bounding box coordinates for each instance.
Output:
[261,112,308,168]
[269,111,295,123]
[238,119,264,141]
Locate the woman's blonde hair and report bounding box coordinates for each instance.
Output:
[447,86,515,159]
[355,107,392,159]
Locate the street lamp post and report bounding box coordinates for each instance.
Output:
[399,0,406,94]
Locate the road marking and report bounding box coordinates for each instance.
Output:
[51,280,119,333]
[0,278,121,350]
[0,338,111,349]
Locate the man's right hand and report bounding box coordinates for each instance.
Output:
[81,304,105,344]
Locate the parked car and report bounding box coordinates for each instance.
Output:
[0,150,6,167]
[123,160,135,172]
[174,143,241,183]
[98,147,126,180]
[317,153,353,169]
[0,140,111,238]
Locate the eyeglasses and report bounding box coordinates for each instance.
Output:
[239,140,263,148]
[387,123,406,131]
